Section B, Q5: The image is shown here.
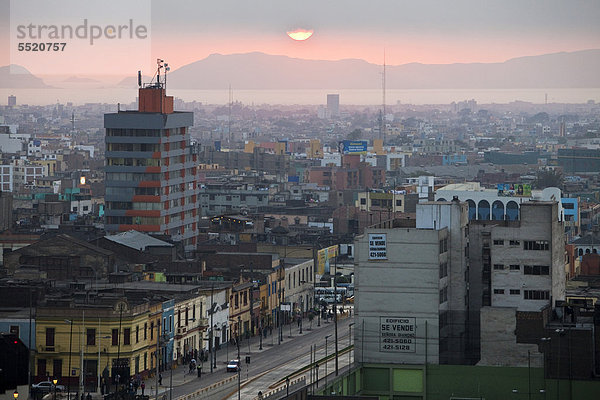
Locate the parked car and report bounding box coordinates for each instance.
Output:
[226,359,241,372]
[32,381,65,393]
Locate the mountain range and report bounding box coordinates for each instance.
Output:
[0,65,51,88]
[3,49,600,90]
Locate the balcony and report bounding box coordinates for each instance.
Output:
[38,344,62,353]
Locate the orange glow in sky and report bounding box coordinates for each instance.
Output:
[286,29,314,41]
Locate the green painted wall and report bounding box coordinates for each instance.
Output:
[319,364,600,400]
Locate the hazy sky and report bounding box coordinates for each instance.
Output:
[1,0,600,74]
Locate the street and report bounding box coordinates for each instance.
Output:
[160,312,354,400]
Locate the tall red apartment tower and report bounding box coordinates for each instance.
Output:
[104,74,199,253]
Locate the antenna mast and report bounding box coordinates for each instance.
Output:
[382,49,386,142]
[229,84,233,144]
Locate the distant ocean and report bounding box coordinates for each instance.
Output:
[1,88,599,106]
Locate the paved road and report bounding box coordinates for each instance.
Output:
[162,314,353,400]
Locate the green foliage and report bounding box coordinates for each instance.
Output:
[535,169,563,189]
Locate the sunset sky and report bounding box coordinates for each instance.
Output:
[1,0,600,76]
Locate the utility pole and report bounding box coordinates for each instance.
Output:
[115,305,123,395]
[333,252,339,376]
[237,317,241,400]
[155,318,159,400]
[210,284,215,373]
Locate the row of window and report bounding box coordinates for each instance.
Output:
[493,289,550,300]
[493,239,550,251]
[288,266,313,290]
[492,264,550,275]
[45,323,156,348]
[493,239,521,246]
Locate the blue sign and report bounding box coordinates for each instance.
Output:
[340,140,367,154]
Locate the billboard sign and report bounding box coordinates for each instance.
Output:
[317,245,338,275]
[340,140,368,155]
[368,233,387,260]
[497,183,531,197]
[380,317,416,352]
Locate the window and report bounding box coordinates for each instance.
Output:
[493,289,505,294]
[360,198,366,205]
[112,329,118,346]
[439,262,448,278]
[150,322,154,340]
[124,328,131,345]
[493,264,504,270]
[509,264,520,271]
[439,238,448,254]
[510,289,520,295]
[524,265,550,275]
[524,240,549,251]
[144,323,147,340]
[562,203,575,209]
[493,239,504,246]
[46,327,55,347]
[87,328,96,346]
[396,200,402,207]
[524,290,550,300]
[136,326,139,343]
[509,240,520,246]
[439,311,448,328]
[439,286,448,304]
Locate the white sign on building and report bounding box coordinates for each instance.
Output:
[379,317,416,352]
[368,233,387,259]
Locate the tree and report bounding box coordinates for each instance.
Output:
[535,169,563,189]
[348,129,362,140]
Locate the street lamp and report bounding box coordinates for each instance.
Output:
[64,319,73,400]
[349,322,355,367]
[53,378,59,400]
[97,333,110,394]
[13,390,18,400]
[324,334,331,385]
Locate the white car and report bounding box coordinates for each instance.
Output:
[32,381,65,393]
[226,359,241,372]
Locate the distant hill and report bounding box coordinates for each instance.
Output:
[166,49,600,90]
[116,74,154,88]
[0,65,50,88]
[63,76,100,83]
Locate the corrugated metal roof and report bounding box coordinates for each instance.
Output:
[104,230,173,251]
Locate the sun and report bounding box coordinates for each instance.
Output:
[287,29,314,41]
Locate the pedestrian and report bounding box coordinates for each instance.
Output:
[158,373,162,386]
[141,382,145,396]
[86,393,92,400]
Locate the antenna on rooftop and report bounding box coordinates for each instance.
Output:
[229,84,233,143]
[381,49,386,143]
[137,71,142,88]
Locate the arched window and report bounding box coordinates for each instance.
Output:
[467,199,476,220]
[492,200,505,221]
[506,201,519,221]
[478,200,490,220]
[438,198,447,202]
